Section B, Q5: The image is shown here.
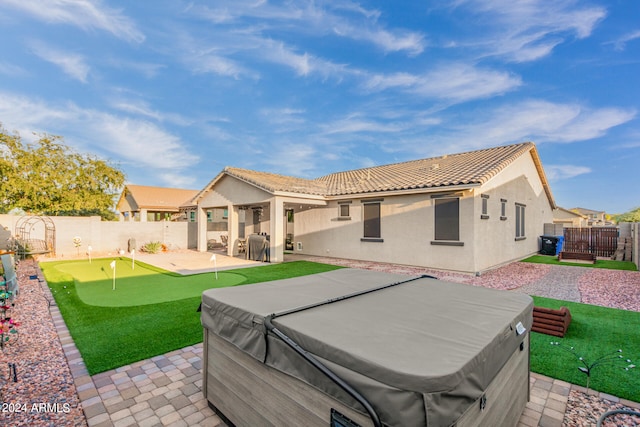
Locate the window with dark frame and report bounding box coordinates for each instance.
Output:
[481,194,489,219]
[339,203,350,218]
[515,203,526,239]
[500,199,507,220]
[434,197,460,241]
[363,202,381,239]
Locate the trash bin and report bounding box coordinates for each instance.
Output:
[555,236,564,255]
[128,238,136,252]
[539,235,559,255]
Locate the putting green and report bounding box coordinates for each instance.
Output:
[52,258,246,307]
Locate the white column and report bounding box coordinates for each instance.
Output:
[269,197,285,263]
[227,204,239,256]
[196,206,208,252]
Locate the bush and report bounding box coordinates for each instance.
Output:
[141,242,163,254]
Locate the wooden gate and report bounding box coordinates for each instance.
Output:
[563,227,618,257]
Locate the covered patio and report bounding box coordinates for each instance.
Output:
[195,198,325,263]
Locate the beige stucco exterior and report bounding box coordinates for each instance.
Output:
[195,149,554,274]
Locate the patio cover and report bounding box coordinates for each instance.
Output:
[201,268,533,426]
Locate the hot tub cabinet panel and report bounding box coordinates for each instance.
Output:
[201,269,533,427]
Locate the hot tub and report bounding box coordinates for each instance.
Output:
[201,268,532,427]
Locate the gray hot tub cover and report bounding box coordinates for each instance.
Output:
[201,268,533,427]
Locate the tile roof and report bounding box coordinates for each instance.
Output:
[196,142,554,206]
[318,142,536,195]
[224,167,328,196]
[124,185,199,210]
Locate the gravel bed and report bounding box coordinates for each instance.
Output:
[579,269,640,311]
[564,390,640,427]
[0,259,86,427]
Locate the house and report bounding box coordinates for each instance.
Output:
[553,207,588,228]
[193,142,556,274]
[570,207,611,226]
[116,185,198,222]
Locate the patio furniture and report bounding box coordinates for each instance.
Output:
[558,251,596,263]
[246,234,268,261]
[237,238,246,254]
[201,268,532,427]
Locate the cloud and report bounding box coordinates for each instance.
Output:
[321,115,412,135]
[191,0,425,55]
[257,39,348,78]
[0,61,26,77]
[453,100,635,147]
[450,0,606,62]
[377,99,636,158]
[611,30,640,51]
[363,63,522,102]
[544,165,592,181]
[28,41,90,83]
[108,99,192,126]
[1,0,144,43]
[0,92,199,175]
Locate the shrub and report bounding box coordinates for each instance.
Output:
[141,241,163,254]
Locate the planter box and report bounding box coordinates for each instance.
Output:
[532,306,572,337]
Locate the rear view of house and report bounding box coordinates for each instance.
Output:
[194,142,556,274]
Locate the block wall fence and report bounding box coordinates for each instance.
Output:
[0,214,189,258]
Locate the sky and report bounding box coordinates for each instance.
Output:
[0,0,639,214]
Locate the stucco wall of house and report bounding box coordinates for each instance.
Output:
[0,214,189,257]
[471,152,554,272]
[292,192,478,272]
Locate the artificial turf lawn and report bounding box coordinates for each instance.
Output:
[41,259,342,374]
[531,296,640,403]
[54,258,246,306]
[522,255,637,271]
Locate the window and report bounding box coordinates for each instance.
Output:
[338,202,351,220]
[189,211,196,222]
[362,202,382,240]
[207,211,212,222]
[481,194,489,219]
[515,203,526,240]
[434,197,460,241]
[500,199,507,220]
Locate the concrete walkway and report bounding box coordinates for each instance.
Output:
[43,252,638,427]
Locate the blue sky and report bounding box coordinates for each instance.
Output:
[1,0,638,214]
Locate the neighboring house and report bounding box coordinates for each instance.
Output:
[193,142,556,274]
[570,207,610,226]
[553,207,588,228]
[116,185,198,222]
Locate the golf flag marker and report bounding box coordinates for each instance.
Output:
[110,260,116,290]
[87,246,92,264]
[210,254,218,280]
[131,249,135,270]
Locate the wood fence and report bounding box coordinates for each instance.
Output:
[562,227,618,257]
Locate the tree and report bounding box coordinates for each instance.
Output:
[615,207,640,223]
[0,125,125,220]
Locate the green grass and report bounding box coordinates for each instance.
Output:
[41,259,342,374]
[522,255,637,271]
[531,296,640,402]
[54,258,245,306]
